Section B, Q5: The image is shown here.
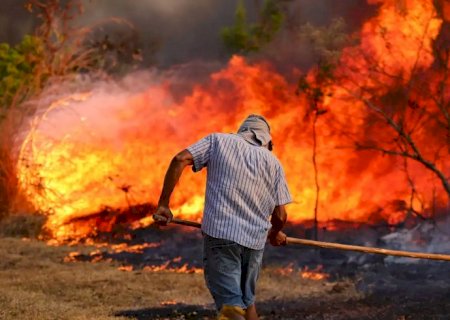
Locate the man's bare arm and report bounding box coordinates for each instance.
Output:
[155,149,193,224]
[268,205,287,246]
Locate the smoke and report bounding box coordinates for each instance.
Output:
[0,0,377,69]
[0,0,36,44]
[382,216,450,263]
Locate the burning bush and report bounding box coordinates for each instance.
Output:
[2,0,449,242]
[0,0,143,227]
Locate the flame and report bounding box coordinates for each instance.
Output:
[271,263,329,280]
[64,249,203,274]
[160,300,178,306]
[63,251,81,263]
[118,265,133,272]
[143,263,203,274]
[17,0,449,240]
[109,242,160,253]
[142,256,203,274]
[300,265,329,280]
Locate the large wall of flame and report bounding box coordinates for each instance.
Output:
[17,0,449,240]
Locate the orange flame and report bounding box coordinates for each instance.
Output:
[118,265,133,272]
[143,257,203,274]
[300,265,329,280]
[17,0,448,240]
[271,263,329,280]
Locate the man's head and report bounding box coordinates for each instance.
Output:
[237,114,272,150]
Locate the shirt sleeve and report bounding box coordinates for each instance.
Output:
[275,165,292,206]
[186,134,215,172]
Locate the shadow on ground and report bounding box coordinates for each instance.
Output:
[114,293,450,320]
[115,303,214,320]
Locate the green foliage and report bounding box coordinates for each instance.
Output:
[0,36,44,109]
[221,0,283,54]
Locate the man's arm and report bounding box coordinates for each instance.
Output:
[154,149,193,224]
[268,205,287,246]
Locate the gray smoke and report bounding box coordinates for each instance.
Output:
[0,0,376,69]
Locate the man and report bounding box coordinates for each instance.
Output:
[154,114,292,320]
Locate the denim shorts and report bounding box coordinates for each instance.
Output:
[203,234,264,310]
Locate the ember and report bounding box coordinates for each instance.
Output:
[118,265,133,272]
[271,263,330,280]
[300,265,329,281]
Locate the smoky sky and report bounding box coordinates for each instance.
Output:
[0,0,375,68]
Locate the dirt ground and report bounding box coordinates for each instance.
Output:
[1,236,450,320]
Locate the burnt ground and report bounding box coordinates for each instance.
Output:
[67,221,450,320]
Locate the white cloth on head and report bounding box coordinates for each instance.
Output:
[237,114,272,147]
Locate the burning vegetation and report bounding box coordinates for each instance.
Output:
[9,0,448,242]
[0,1,449,318]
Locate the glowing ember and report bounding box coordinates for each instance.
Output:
[16,0,449,240]
[160,300,178,306]
[271,264,329,280]
[63,251,81,263]
[143,257,203,274]
[300,265,329,280]
[109,242,160,253]
[273,263,296,276]
[118,265,133,272]
[143,263,203,274]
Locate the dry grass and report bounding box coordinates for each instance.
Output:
[0,213,46,238]
[0,237,210,320]
[0,237,359,320]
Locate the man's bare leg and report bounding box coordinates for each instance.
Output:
[245,304,258,320]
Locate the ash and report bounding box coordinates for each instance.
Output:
[71,217,450,319]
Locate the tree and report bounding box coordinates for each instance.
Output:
[0,0,145,218]
[221,0,284,54]
[295,19,350,238]
[297,1,449,223]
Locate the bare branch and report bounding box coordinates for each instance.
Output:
[354,97,450,197]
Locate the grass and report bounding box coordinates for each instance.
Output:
[0,237,209,320]
[0,213,46,238]
[0,237,359,320]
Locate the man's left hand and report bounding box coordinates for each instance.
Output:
[268,230,287,246]
[153,205,173,226]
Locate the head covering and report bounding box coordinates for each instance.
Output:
[237,114,272,148]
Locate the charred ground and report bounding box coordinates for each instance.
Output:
[1,219,449,320]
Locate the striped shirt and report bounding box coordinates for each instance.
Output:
[187,133,292,250]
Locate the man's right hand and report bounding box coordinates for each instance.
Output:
[268,229,287,246]
[153,205,173,226]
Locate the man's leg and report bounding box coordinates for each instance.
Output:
[241,247,264,320]
[203,235,246,315]
[245,304,258,320]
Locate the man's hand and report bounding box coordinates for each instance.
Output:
[153,205,173,226]
[155,149,193,226]
[268,229,287,246]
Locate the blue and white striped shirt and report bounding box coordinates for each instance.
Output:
[187,133,292,250]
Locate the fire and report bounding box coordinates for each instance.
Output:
[300,265,329,280]
[143,263,203,274]
[64,248,203,274]
[142,257,203,274]
[271,263,329,280]
[16,0,449,240]
[160,300,178,306]
[118,265,133,272]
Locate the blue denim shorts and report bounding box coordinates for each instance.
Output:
[203,234,264,310]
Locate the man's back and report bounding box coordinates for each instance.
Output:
[187,133,291,249]
[155,114,292,319]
